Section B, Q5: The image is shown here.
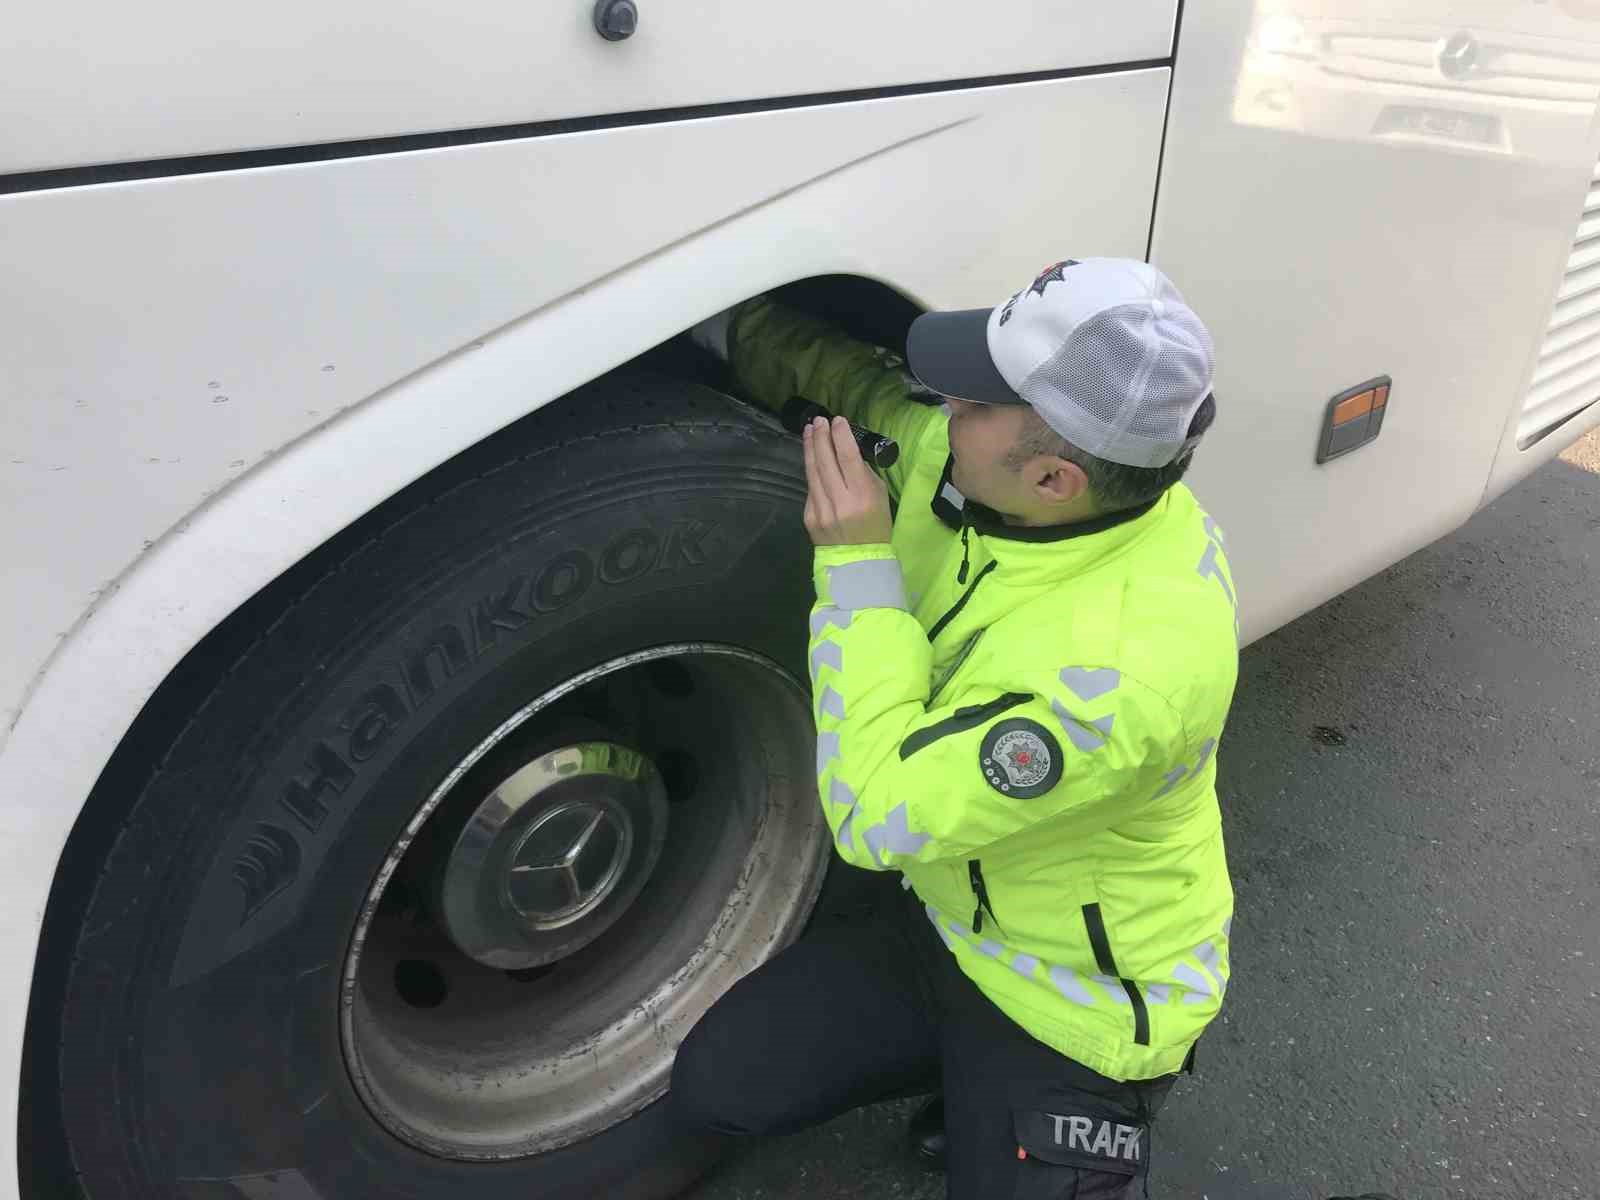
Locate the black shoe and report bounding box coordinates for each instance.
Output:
[907,1093,947,1169]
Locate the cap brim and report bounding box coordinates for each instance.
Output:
[906,308,1026,405]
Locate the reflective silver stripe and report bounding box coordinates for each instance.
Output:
[939,480,965,509]
[826,558,908,611]
[1222,916,1233,939]
[1052,700,1114,751]
[828,778,856,808]
[946,917,973,939]
[977,939,1004,958]
[1155,737,1219,798]
[1194,941,1226,994]
[1059,666,1120,701]
[1203,514,1225,545]
[901,875,914,890]
[809,639,843,683]
[816,731,841,777]
[1173,963,1212,1001]
[1145,983,1172,1005]
[861,801,931,865]
[1153,765,1188,798]
[1048,964,1097,1006]
[1092,974,1132,1005]
[1197,541,1236,609]
[925,906,959,950]
[817,686,845,720]
[862,826,885,866]
[809,607,852,639]
[1009,953,1040,980]
[837,808,856,849]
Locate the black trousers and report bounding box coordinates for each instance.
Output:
[671,881,1182,1199]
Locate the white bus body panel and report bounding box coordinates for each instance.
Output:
[1153,0,1600,640]
[0,0,1175,174]
[0,71,1170,1193]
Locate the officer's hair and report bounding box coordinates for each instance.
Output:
[1004,394,1216,512]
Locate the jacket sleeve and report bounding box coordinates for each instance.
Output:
[699,296,945,500]
[809,546,1188,868]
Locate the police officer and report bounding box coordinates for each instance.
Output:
[671,259,1386,1200]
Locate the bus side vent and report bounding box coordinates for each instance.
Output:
[1519,157,1600,450]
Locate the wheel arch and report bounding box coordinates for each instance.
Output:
[13,267,919,1195]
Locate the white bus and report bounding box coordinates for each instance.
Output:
[5,1,1599,1197]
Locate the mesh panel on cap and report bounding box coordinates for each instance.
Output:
[1019,299,1213,461]
[1126,309,1212,440]
[1023,302,1155,437]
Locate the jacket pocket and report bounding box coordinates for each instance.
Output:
[898,691,1030,760]
[1012,1102,1148,1199]
[1081,902,1150,1046]
[968,859,1002,935]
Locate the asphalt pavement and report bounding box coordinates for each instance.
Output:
[685,429,1600,1200]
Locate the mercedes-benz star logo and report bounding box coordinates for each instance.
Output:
[508,801,629,922]
[1438,30,1480,81]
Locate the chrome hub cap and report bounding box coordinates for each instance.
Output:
[439,743,667,968]
[507,797,631,925]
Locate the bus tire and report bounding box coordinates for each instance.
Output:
[40,374,830,1200]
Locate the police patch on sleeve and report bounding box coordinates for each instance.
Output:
[979,718,1063,799]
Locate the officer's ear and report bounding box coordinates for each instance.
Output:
[1029,456,1090,508]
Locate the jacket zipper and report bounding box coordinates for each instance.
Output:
[1081,902,1150,1046]
[927,558,997,643]
[927,629,985,706]
[948,519,1001,938]
[968,860,1001,935]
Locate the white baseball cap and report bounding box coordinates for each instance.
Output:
[906,258,1215,469]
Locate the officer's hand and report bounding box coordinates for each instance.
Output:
[802,416,892,546]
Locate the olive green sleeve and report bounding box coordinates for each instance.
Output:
[726,296,945,500]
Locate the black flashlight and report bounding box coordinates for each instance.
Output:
[780,397,900,471]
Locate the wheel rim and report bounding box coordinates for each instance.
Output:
[340,644,829,1160]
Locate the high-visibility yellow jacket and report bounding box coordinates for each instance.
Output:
[724,296,1240,1082]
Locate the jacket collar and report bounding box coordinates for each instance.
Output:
[928,454,1172,583]
[963,495,1160,542]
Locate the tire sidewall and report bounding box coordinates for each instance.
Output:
[58,397,816,1199]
